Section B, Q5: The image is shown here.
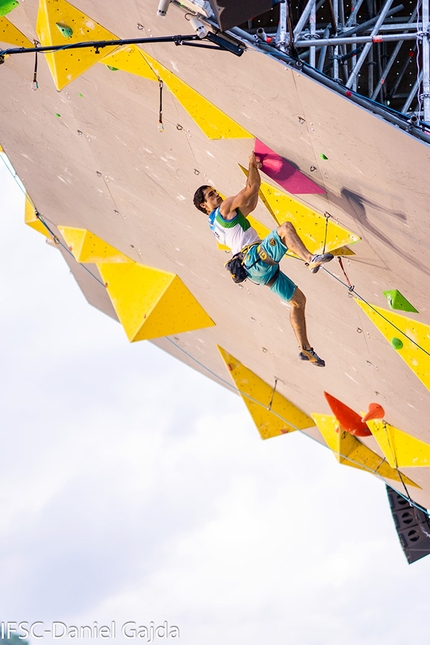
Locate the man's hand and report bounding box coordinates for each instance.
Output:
[249,152,262,169]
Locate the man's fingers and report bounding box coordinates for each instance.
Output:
[249,152,262,168]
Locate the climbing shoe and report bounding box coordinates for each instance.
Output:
[309,253,334,274]
[299,347,326,367]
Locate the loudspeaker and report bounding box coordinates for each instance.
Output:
[386,486,430,564]
[208,0,273,31]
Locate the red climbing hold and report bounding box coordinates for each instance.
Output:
[323,392,372,437]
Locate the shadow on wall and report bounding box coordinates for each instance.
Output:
[334,187,430,277]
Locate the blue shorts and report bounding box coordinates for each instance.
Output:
[243,230,296,302]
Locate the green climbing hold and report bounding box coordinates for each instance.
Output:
[0,0,19,17]
[55,22,73,38]
[56,113,61,118]
[391,337,403,350]
[106,65,119,71]
[320,153,328,160]
[383,289,418,313]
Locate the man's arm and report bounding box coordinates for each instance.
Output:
[220,153,262,220]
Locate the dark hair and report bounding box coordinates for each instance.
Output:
[193,185,211,213]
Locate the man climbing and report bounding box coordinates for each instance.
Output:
[193,152,333,367]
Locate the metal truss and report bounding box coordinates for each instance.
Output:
[241,0,429,123]
[175,0,430,136]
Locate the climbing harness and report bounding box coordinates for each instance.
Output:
[225,242,280,287]
[225,251,248,283]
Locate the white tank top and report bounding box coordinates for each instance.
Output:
[208,207,260,255]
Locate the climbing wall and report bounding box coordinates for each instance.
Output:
[2,0,430,508]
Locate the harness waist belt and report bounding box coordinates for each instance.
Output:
[241,242,280,288]
[256,244,278,266]
[265,267,280,288]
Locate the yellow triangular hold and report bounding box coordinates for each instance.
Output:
[36,0,119,90]
[332,246,355,256]
[140,52,252,140]
[99,45,158,80]
[366,419,430,468]
[0,17,33,47]
[312,413,419,487]
[24,194,51,239]
[248,215,270,241]
[239,166,360,253]
[58,226,131,263]
[218,346,313,439]
[356,300,430,392]
[98,263,215,341]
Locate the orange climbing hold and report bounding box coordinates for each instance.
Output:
[361,402,385,423]
[324,392,372,437]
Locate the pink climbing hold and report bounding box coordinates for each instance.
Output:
[254,139,326,195]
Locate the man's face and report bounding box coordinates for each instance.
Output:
[200,187,222,213]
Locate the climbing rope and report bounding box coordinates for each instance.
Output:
[163,336,428,517]
[1,152,427,516]
[321,263,430,357]
[35,212,107,287]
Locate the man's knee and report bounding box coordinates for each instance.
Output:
[290,287,306,308]
[277,221,296,238]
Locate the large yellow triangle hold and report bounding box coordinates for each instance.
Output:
[312,413,419,487]
[140,52,252,140]
[98,263,215,342]
[218,346,313,439]
[36,0,119,90]
[99,45,158,81]
[239,166,360,253]
[25,194,51,239]
[356,300,430,392]
[366,419,430,468]
[58,226,131,263]
[0,17,33,47]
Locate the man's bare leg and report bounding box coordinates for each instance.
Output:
[289,288,310,348]
[276,222,333,271]
[289,288,325,366]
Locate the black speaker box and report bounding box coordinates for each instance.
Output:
[386,486,430,564]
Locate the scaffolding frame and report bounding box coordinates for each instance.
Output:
[270,0,430,122]
[174,0,430,138]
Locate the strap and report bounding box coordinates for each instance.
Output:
[241,242,259,255]
[257,244,278,266]
[265,267,280,288]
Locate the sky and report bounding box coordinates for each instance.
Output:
[1,156,430,645]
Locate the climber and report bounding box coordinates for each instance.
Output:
[193,152,333,367]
